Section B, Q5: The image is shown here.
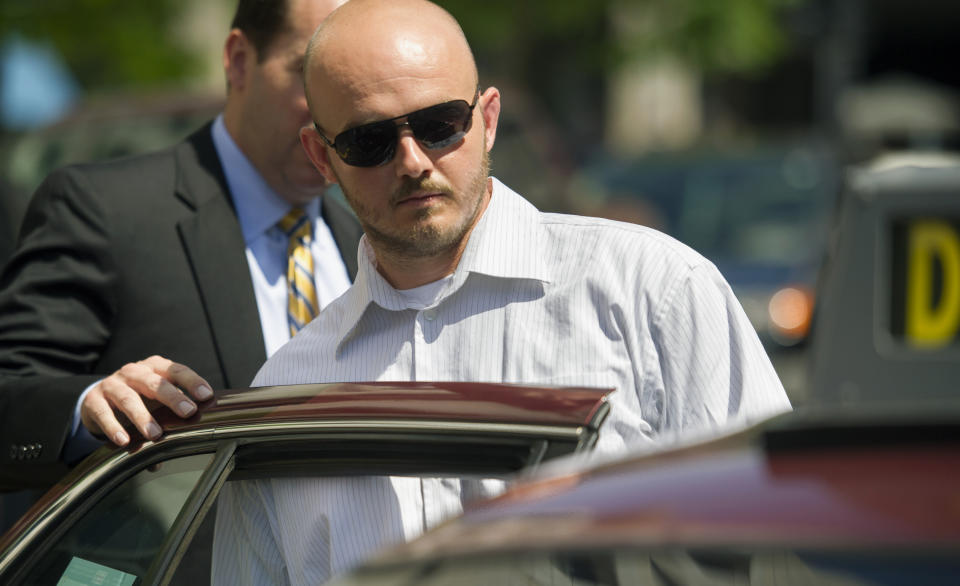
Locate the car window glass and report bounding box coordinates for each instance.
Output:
[16,453,213,586]
[203,474,508,585]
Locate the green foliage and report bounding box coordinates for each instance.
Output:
[0,0,202,92]
[436,0,801,78]
[437,0,613,78]
[432,0,804,163]
[0,0,800,95]
[621,0,802,73]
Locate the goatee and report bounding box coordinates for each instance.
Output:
[361,151,490,259]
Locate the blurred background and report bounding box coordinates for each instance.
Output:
[2,0,959,407]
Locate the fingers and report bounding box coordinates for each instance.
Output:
[81,388,131,447]
[141,355,214,402]
[80,356,214,447]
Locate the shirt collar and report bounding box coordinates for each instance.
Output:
[457,177,553,283]
[211,115,318,241]
[333,177,553,350]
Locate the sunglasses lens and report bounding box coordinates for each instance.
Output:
[331,97,475,167]
[337,122,397,167]
[409,101,472,149]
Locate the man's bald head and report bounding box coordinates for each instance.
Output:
[296,0,501,289]
[303,0,478,125]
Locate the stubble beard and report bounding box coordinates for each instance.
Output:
[347,151,491,260]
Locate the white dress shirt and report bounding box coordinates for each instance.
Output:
[212,178,791,585]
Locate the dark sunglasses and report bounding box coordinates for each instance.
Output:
[315,90,480,167]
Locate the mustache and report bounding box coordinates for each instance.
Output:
[390,177,454,205]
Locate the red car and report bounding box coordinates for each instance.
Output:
[0,382,611,585]
[331,404,960,585]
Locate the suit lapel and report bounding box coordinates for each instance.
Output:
[174,127,266,388]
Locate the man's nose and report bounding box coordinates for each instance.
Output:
[394,125,433,178]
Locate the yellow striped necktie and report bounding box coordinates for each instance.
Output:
[279,208,319,337]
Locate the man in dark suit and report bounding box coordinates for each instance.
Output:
[0,0,358,492]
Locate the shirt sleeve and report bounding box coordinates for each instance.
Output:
[62,380,106,465]
[651,261,791,433]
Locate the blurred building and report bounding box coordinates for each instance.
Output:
[604,0,960,160]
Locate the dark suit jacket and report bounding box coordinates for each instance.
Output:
[0,176,29,272]
[0,124,363,490]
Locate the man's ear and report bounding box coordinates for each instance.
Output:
[300,125,339,185]
[479,86,501,153]
[223,29,251,92]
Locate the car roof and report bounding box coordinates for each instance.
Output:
[369,404,960,563]
[167,381,612,432]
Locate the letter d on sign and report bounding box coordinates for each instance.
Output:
[906,220,960,348]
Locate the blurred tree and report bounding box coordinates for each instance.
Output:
[439,0,801,79]
[0,0,800,100]
[425,0,808,217]
[437,0,802,164]
[0,0,201,93]
[617,0,803,74]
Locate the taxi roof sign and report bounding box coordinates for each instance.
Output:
[810,160,960,405]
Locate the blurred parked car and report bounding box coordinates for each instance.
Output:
[0,382,611,585]
[575,145,839,402]
[0,91,225,200]
[332,403,960,586]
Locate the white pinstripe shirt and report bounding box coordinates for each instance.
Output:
[212,178,790,585]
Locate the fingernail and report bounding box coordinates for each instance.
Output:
[114,431,129,445]
[196,385,213,400]
[177,401,196,417]
[146,422,162,440]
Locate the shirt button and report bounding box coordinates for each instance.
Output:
[423,309,438,321]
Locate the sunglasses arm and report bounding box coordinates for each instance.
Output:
[313,122,337,148]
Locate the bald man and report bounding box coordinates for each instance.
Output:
[211,1,790,583]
